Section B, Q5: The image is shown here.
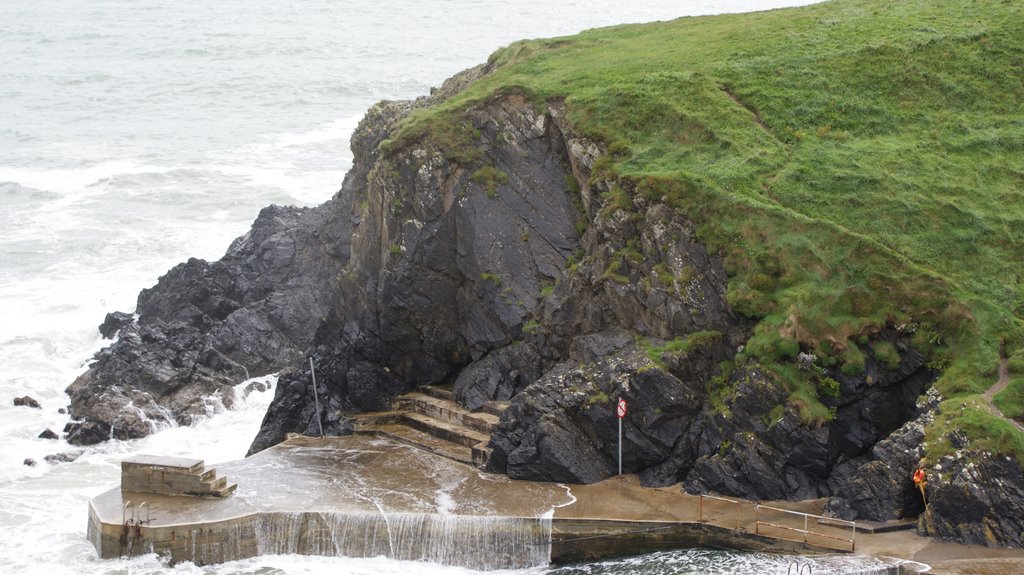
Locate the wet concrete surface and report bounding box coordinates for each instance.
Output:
[92,435,1024,572]
[94,435,570,526]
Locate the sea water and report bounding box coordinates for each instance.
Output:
[0,1,884,573]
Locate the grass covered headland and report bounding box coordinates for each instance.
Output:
[385,0,1024,459]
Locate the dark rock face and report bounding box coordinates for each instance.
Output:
[489,328,933,506]
[13,396,41,409]
[679,333,933,501]
[489,340,714,483]
[250,92,584,453]
[920,450,1024,547]
[38,428,59,440]
[99,311,133,339]
[824,388,941,522]
[454,341,542,411]
[23,459,36,467]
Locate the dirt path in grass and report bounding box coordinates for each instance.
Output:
[984,342,1024,433]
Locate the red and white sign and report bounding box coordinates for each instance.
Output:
[616,398,627,419]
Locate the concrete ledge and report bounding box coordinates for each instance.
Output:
[122,455,203,474]
[89,500,257,564]
[550,519,841,564]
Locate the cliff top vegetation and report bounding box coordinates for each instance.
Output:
[382,0,1024,459]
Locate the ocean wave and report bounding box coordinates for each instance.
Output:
[0,160,151,196]
[275,116,361,147]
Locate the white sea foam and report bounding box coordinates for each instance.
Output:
[276,116,362,148]
[0,161,147,197]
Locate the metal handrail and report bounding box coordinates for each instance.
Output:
[698,494,742,531]
[698,495,857,552]
[755,504,856,552]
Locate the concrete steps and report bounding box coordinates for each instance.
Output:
[402,412,490,448]
[396,393,500,435]
[358,422,475,464]
[351,386,509,469]
[121,454,236,498]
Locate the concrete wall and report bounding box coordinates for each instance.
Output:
[550,519,848,564]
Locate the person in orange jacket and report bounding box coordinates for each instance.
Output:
[913,465,927,505]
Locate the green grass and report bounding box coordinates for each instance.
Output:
[479,272,502,286]
[926,397,1024,462]
[995,348,1024,421]
[644,331,724,368]
[382,0,1024,459]
[469,166,509,197]
[995,377,1024,421]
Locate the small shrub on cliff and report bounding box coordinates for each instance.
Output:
[644,331,723,368]
[479,272,502,286]
[469,166,509,197]
[744,331,799,364]
[872,340,901,370]
[840,344,866,376]
[816,376,840,400]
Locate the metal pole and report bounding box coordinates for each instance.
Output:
[618,417,622,475]
[310,357,324,438]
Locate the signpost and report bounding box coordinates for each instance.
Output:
[616,398,627,475]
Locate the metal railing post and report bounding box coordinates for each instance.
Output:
[310,357,324,438]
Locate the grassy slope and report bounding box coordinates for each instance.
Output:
[385,0,1024,459]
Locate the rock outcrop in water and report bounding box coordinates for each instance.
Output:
[69,63,1023,548]
[64,201,351,444]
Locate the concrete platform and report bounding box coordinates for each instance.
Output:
[89,435,1024,572]
[90,435,567,568]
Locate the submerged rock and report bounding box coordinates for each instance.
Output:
[13,396,41,409]
[242,380,268,399]
[23,458,36,467]
[44,451,83,464]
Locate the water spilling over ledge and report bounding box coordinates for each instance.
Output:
[253,512,552,569]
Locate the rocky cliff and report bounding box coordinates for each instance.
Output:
[67,13,1024,548]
